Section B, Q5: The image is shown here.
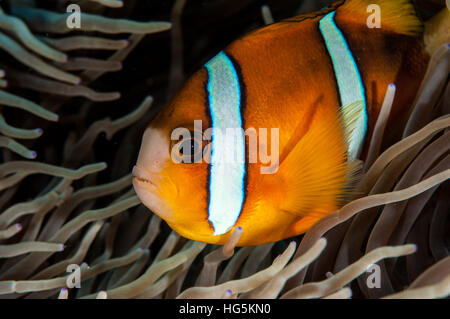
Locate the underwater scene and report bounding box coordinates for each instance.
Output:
[0,0,449,301]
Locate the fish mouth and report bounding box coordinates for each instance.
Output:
[132,165,174,222]
[132,166,157,187]
[133,176,154,186]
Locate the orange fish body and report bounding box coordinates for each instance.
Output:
[133,0,438,246]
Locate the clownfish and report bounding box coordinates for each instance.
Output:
[133,0,449,246]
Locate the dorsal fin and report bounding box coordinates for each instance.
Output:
[281,1,345,23]
[337,0,423,36]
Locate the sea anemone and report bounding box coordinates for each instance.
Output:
[0,0,448,299]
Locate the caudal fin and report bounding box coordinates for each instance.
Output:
[424,8,450,55]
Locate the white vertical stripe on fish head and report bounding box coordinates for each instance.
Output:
[205,52,246,236]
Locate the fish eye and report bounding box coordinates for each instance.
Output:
[172,132,204,164]
[179,138,198,156]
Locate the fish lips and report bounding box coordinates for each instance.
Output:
[132,165,175,223]
[132,165,157,187]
